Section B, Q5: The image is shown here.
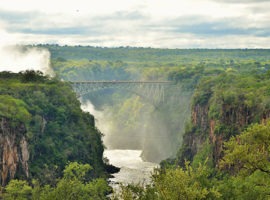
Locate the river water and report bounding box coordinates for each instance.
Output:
[104,149,159,188]
[80,101,158,188]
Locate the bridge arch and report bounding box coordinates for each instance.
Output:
[70,81,172,107]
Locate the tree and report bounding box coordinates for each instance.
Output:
[152,162,220,200]
[63,162,92,182]
[220,120,270,176]
[3,180,32,200]
[218,121,270,199]
[114,161,220,200]
[42,162,110,200]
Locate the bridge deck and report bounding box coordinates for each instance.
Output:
[70,81,172,84]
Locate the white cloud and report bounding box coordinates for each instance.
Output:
[0,0,140,15]
[0,0,270,48]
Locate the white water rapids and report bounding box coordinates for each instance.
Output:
[104,149,158,187]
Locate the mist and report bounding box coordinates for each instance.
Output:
[0,28,52,75]
[80,99,113,148]
[101,88,192,163]
[79,86,192,163]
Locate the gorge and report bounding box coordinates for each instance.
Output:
[1,46,270,199]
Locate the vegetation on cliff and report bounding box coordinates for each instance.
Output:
[178,68,270,165]
[0,71,108,195]
[114,120,270,200]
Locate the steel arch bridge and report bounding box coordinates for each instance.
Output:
[70,81,172,106]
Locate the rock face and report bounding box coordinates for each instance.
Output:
[192,105,209,132]
[179,101,270,166]
[0,118,29,186]
[178,104,209,165]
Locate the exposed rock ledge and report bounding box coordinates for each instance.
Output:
[0,118,29,186]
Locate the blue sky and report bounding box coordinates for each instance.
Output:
[0,0,270,48]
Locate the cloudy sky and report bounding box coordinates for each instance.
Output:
[0,0,270,48]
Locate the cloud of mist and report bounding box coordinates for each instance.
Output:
[80,99,112,148]
[77,84,192,163]
[0,28,53,75]
[0,46,52,74]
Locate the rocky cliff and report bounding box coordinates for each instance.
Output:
[0,71,107,186]
[0,118,29,186]
[178,73,270,166]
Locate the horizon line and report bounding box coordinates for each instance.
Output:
[17,44,270,50]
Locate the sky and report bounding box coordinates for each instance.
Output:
[0,0,270,48]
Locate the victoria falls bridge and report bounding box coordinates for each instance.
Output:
[70,80,173,106]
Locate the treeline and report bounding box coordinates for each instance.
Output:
[51,58,131,81]
[2,162,110,200]
[31,44,270,62]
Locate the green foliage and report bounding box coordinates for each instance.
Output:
[63,162,92,181]
[152,163,220,200]
[220,120,270,176]
[2,163,110,200]
[218,171,270,200]
[19,70,48,82]
[0,95,31,124]
[36,45,270,63]
[0,71,106,185]
[114,161,220,200]
[112,184,158,200]
[3,180,32,200]
[116,120,270,200]
[192,71,270,139]
[192,139,213,168]
[192,77,214,106]
[214,120,270,199]
[51,58,130,81]
[39,163,110,200]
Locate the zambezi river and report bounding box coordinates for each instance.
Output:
[80,101,158,189]
[104,149,159,189]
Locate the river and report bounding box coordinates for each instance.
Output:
[104,149,158,195]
